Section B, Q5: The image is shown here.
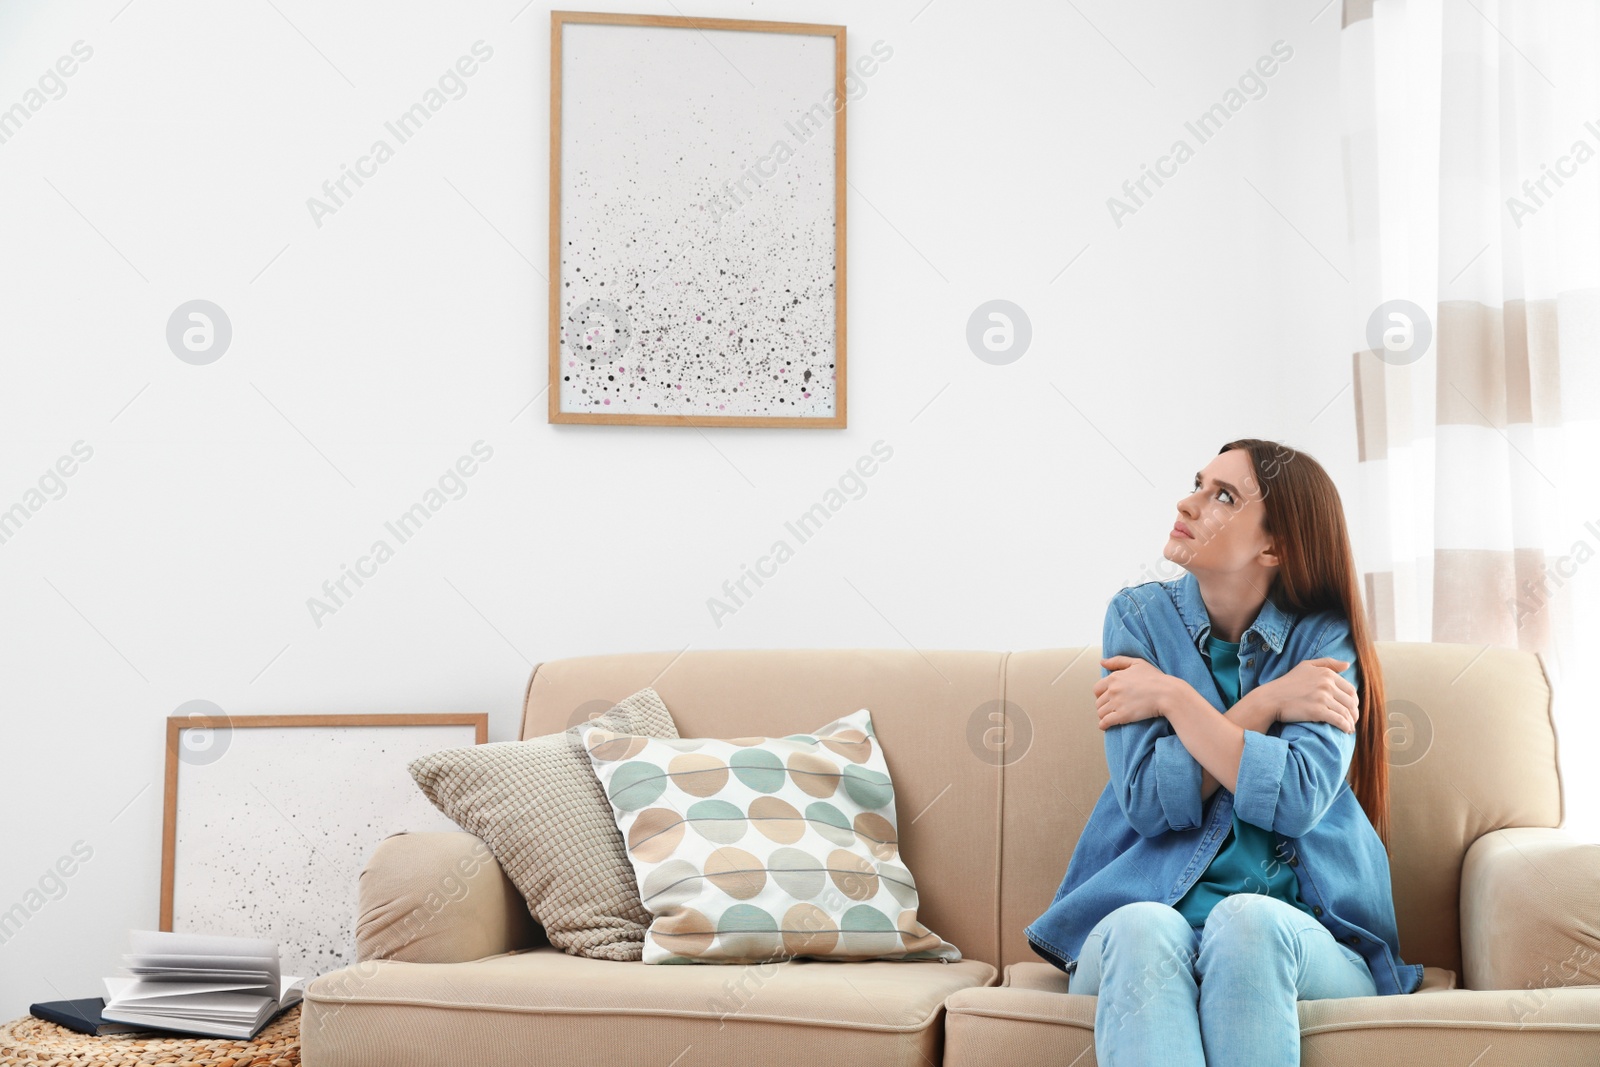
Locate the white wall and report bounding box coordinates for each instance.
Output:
[0,0,1358,1019]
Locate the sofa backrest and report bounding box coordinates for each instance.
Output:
[520,648,1011,968]
[521,642,1561,978]
[998,642,1561,979]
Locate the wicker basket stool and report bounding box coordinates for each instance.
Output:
[0,1005,299,1066]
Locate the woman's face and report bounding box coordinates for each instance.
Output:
[1164,448,1275,574]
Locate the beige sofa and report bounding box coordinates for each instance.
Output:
[301,643,1600,1066]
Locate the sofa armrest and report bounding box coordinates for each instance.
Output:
[1460,826,1600,993]
[355,831,545,964]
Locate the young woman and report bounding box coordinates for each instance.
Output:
[1023,438,1422,1065]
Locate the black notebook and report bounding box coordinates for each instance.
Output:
[28,997,150,1036]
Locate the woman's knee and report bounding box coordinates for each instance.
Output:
[1098,901,1196,962]
[1198,894,1298,957]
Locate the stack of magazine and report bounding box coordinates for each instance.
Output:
[99,930,306,1039]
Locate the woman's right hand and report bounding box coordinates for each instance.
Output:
[1263,657,1360,733]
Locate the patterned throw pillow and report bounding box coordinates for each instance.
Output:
[408,687,679,961]
[578,708,961,965]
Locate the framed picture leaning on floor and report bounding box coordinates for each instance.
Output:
[160,710,487,979]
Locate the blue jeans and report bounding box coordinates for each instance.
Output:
[1065,895,1376,1066]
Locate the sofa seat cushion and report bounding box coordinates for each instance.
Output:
[941,963,1600,1067]
[303,947,997,1067]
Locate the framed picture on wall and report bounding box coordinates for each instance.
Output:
[160,712,487,979]
[548,10,848,428]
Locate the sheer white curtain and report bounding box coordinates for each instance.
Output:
[1341,0,1600,840]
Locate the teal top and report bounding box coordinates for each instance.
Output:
[1173,635,1318,928]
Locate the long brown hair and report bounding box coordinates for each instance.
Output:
[1219,438,1392,850]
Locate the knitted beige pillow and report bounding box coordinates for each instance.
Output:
[407,687,680,960]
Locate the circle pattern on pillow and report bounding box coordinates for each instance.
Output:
[579,708,962,965]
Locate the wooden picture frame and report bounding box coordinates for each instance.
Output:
[548,10,848,428]
[160,713,487,977]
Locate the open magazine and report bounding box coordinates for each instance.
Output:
[100,930,306,1040]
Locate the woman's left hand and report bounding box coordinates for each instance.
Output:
[1095,655,1174,729]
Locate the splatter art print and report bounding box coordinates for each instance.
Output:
[549,12,847,427]
[161,715,485,980]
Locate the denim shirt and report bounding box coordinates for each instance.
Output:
[1024,571,1425,996]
